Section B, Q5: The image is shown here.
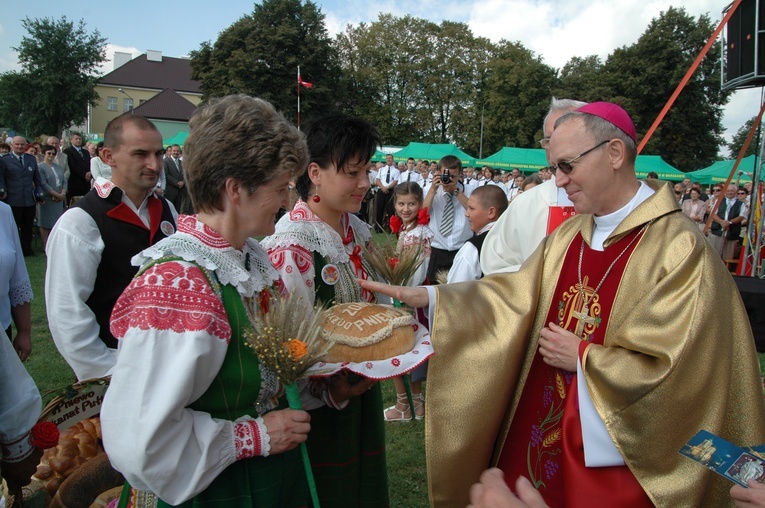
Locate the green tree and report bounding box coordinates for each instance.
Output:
[335,14,432,144]
[336,15,495,149]
[189,0,340,122]
[603,7,729,171]
[554,55,610,103]
[728,115,760,158]
[0,17,106,137]
[477,41,558,155]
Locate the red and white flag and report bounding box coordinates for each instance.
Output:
[298,67,313,89]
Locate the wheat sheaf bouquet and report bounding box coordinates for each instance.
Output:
[243,290,332,508]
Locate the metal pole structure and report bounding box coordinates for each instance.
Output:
[750,109,765,277]
[118,88,134,115]
[741,89,763,276]
[638,0,742,153]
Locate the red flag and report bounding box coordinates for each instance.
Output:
[297,68,313,89]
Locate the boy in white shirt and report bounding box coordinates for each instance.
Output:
[447,185,508,283]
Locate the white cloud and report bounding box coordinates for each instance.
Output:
[0,49,20,73]
[464,0,757,145]
[97,43,141,75]
[466,0,724,67]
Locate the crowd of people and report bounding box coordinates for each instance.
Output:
[1,95,764,508]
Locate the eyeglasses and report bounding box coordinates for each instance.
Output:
[44,151,55,156]
[539,138,550,148]
[674,191,682,195]
[550,140,609,175]
[713,188,722,192]
[738,191,746,195]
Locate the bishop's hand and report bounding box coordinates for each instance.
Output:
[538,322,582,373]
[357,279,430,308]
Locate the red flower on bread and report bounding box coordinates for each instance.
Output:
[417,208,430,226]
[31,421,59,449]
[390,215,403,234]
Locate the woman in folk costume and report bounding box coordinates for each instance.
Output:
[262,114,390,507]
[101,95,361,507]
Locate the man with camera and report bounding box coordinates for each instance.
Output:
[423,155,472,282]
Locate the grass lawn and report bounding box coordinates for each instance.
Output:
[20,243,765,507]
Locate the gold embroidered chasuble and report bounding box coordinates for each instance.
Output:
[425,181,765,507]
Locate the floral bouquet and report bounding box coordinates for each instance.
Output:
[243,290,333,508]
[361,235,426,299]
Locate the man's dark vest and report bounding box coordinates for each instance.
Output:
[710,198,744,239]
[75,188,176,348]
[466,230,489,279]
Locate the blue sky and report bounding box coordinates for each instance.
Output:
[0,0,760,146]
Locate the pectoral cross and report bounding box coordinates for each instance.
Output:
[573,303,596,338]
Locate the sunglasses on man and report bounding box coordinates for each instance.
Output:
[549,140,609,175]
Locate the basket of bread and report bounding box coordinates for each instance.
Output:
[306,302,434,380]
[6,378,126,508]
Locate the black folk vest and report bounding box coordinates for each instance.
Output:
[75,188,176,348]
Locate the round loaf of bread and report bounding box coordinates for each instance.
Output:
[321,303,416,363]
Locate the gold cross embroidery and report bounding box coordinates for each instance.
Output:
[572,303,596,338]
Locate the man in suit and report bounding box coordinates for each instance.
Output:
[162,144,187,212]
[0,136,41,256]
[63,132,91,202]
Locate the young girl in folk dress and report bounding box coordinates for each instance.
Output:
[384,182,433,421]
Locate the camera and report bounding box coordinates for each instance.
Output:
[441,173,452,184]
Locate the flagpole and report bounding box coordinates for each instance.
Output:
[297,66,301,129]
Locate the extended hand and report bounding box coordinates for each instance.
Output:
[13,331,31,362]
[329,370,377,404]
[262,409,310,455]
[468,469,548,508]
[538,322,581,372]
[357,279,429,308]
[731,480,765,507]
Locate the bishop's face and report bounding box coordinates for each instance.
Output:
[549,117,614,216]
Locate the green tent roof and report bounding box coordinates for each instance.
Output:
[372,149,388,162]
[476,147,548,170]
[163,130,189,148]
[476,148,685,180]
[686,155,757,184]
[633,155,686,180]
[392,142,476,166]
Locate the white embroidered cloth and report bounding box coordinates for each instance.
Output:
[135,214,279,297]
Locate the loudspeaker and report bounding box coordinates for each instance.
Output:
[733,276,765,352]
[723,0,765,90]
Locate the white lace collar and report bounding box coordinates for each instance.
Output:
[261,200,373,264]
[133,214,279,297]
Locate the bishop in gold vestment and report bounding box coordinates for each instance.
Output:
[421,106,765,507]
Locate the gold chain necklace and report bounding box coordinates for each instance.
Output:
[573,220,654,337]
